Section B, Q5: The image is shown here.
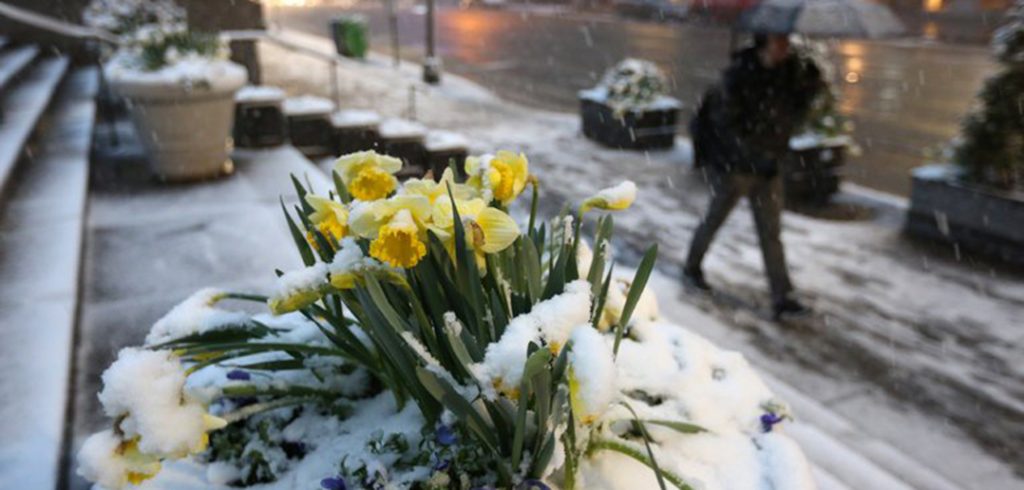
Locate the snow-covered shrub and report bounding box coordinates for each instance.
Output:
[790,38,855,145]
[594,59,671,113]
[954,0,1024,188]
[84,0,184,36]
[87,0,230,74]
[78,150,809,489]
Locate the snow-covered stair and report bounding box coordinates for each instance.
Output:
[0,58,97,490]
[0,49,66,198]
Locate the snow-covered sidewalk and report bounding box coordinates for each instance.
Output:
[254,30,1024,486]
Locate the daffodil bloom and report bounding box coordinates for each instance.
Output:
[429,196,520,268]
[78,431,163,490]
[370,209,429,268]
[334,150,403,201]
[267,263,330,315]
[401,167,474,204]
[305,195,348,249]
[580,180,637,213]
[465,150,529,206]
[567,325,616,425]
[348,195,431,239]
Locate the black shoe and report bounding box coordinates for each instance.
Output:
[772,298,810,321]
[681,266,711,292]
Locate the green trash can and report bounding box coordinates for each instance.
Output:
[330,15,368,59]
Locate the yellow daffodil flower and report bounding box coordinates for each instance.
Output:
[370,209,429,268]
[348,195,432,239]
[189,413,228,455]
[305,195,348,252]
[465,150,529,206]
[119,438,163,486]
[401,167,475,204]
[334,150,403,201]
[430,196,520,268]
[580,180,637,213]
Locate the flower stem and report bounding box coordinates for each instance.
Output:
[587,439,692,490]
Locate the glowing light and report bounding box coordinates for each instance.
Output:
[845,71,860,84]
[924,0,943,12]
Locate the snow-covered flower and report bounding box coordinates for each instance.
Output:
[567,326,617,425]
[328,238,407,289]
[145,288,248,346]
[465,150,530,206]
[306,194,348,246]
[475,281,592,396]
[429,196,520,269]
[334,151,403,201]
[267,262,330,314]
[77,430,163,490]
[596,276,659,331]
[580,181,637,213]
[97,348,227,457]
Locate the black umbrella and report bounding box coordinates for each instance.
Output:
[737,0,905,39]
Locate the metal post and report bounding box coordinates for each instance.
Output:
[386,0,400,67]
[330,60,340,108]
[423,0,441,84]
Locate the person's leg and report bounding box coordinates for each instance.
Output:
[684,169,742,274]
[748,175,794,304]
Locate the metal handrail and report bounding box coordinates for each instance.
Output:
[222,29,342,107]
[0,2,119,44]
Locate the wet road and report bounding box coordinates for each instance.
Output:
[273,5,995,196]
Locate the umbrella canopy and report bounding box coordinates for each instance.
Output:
[737,0,905,39]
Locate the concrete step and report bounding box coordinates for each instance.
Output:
[0,44,39,94]
[0,66,98,490]
[0,55,69,199]
[764,374,962,490]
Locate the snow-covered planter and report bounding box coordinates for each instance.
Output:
[908,2,1024,263]
[579,59,681,150]
[907,164,1024,266]
[78,150,814,489]
[785,38,857,206]
[94,0,247,180]
[234,85,288,149]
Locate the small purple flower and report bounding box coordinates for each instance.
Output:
[432,458,451,472]
[519,480,551,490]
[226,369,250,381]
[760,412,785,433]
[435,424,457,446]
[320,476,347,490]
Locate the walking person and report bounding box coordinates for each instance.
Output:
[683,33,824,320]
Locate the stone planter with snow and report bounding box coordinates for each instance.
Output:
[784,134,851,206]
[907,164,1024,266]
[331,109,382,156]
[233,85,288,149]
[284,96,336,158]
[108,61,248,181]
[424,130,469,180]
[579,88,680,150]
[378,118,428,179]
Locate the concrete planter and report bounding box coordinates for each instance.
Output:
[233,85,287,149]
[108,61,247,181]
[784,135,850,206]
[578,89,680,150]
[907,164,1024,266]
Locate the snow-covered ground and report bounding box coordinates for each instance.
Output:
[251,31,1024,485]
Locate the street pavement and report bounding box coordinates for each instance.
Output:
[272,3,996,197]
[255,31,1023,486]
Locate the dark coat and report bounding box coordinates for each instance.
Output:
[691,47,824,176]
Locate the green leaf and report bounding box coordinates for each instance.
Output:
[637,419,708,435]
[332,169,351,203]
[281,198,315,267]
[291,174,314,214]
[614,244,658,356]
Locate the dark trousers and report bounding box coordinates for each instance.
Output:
[685,168,794,303]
